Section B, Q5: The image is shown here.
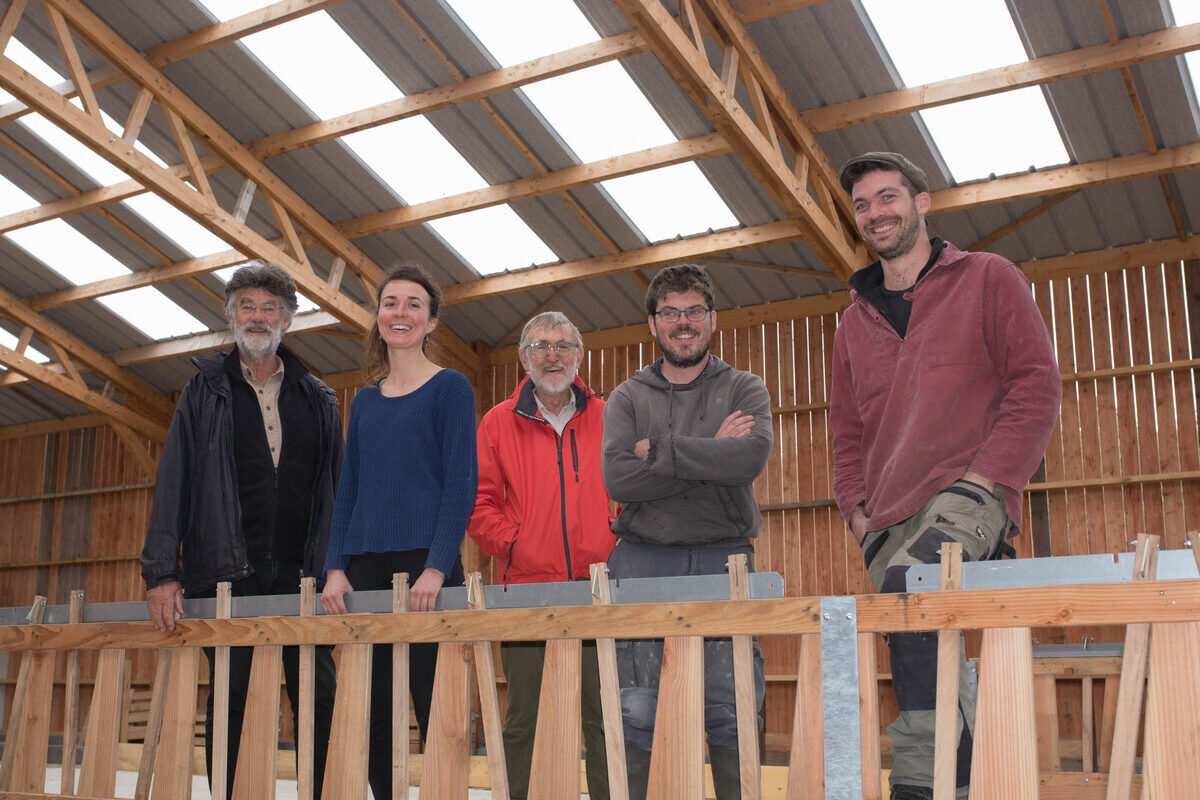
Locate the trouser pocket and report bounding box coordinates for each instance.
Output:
[909,479,1011,564]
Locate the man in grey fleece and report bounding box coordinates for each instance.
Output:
[601,263,772,800]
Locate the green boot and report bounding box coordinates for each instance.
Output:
[708,744,742,800]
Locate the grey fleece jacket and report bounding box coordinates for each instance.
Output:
[601,355,773,546]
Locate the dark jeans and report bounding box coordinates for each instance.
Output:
[345,549,465,800]
[199,559,336,800]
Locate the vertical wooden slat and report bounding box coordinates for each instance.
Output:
[393,573,413,800]
[1107,270,1147,539]
[320,644,371,800]
[0,596,48,793]
[1145,265,1186,545]
[59,588,83,795]
[969,627,1037,799]
[857,632,882,800]
[1082,676,1096,773]
[231,646,282,800]
[1053,277,1088,557]
[528,638,583,800]
[1033,674,1062,772]
[1142,619,1200,798]
[933,542,963,800]
[212,582,232,800]
[1035,282,1069,558]
[1127,268,1166,536]
[151,647,199,800]
[786,633,823,800]
[77,647,126,797]
[646,636,705,800]
[134,649,173,800]
[419,642,472,800]
[728,554,761,800]
[590,563,630,800]
[466,573,508,800]
[299,577,316,800]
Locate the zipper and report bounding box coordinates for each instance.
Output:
[569,429,579,482]
[555,433,573,580]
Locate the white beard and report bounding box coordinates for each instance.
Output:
[233,319,284,361]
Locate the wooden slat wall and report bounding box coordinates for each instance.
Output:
[1,260,1198,747]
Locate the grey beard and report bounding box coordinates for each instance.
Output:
[233,324,282,361]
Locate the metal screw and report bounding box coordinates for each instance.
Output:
[822,612,830,620]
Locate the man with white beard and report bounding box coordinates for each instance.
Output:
[469,311,615,800]
[141,262,341,799]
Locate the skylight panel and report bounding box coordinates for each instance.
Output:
[1168,0,1200,113]
[602,164,737,242]
[448,0,600,64]
[192,3,559,276]
[122,194,228,258]
[429,207,557,274]
[0,328,49,364]
[861,0,1068,183]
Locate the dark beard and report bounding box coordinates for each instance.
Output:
[658,330,709,369]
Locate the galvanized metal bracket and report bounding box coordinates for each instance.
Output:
[820,595,862,800]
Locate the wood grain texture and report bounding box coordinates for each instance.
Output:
[970,627,1038,799]
[151,647,198,800]
[590,563,629,800]
[1034,674,1062,772]
[211,583,232,800]
[134,649,172,800]
[933,543,962,800]
[320,644,371,800]
[857,632,881,800]
[393,574,413,800]
[298,578,315,800]
[646,636,704,800]
[1142,621,1200,798]
[76,647,125,797]
[419,641,471,800]
[728,553,761,800]
[528,639,582,800]
[59,589,83,796]
[785,633,822,800]
[230,646,282,800]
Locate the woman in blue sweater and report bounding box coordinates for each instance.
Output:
[321,263,477,798]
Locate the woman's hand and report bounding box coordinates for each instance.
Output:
[321,569,353,615]
[410,567,446,612]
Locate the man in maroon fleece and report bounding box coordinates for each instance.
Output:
[829,152,1061,800]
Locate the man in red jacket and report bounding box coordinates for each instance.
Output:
[830,152,1061,800]
[469,311,615,800]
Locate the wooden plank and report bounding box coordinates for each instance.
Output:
[1069,276,1109,561]
[211,582,232,800]
[589,564,630,800]
[1088,271,1131,560]
[320,644,371,800]
[1144,266,1186,547]
[391,574,412,800]
[76,647,125,797]
[1105,534,1159,800]
[0,597,47,792]
[1097,675,1120,774]
[1126,269,1166,537]
[933,542,963,800]
[134,649,173,800]
[646,636,705,800]
[465,573,507,800]
[7,615,54,793]
[1142,620,1200,796]
[728,554,762,800]
[419,641,472,799]
[151,647,199,800]
[1107,271,1147,540]
[231,647,282,800]
[1053,277,1089,557]
[785,633,822,800]
[59,589,83,795]
[970,627,1038,798]
[1034,282,1069,559]
[298,578,316,800]
[857,632,882,800]
[1082,676,1095,773]
[528,639,582,800]
[1165,264,1200,545]
[1034,674,1062,772]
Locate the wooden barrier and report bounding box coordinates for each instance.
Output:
[2,560,1199,799]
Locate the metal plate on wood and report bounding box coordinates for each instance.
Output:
[820,595,862,800]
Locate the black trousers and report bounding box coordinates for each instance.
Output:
[345,549,465,800]
[200,559,337,800]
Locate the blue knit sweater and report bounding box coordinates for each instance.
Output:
[324,368,477,576]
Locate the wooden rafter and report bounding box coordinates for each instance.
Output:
[803,20,1200,132]
[967,192,1080,253]
[109,312,343,367]
[612,0,861,280]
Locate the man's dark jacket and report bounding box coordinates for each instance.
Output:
[140,346,344,595]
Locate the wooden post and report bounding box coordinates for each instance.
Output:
[786,633,823,800]
[466,573,509,800]
[590,562,630,800]
[418,642,472,799]
[77,647,126,797]
[1081,674,1095,773]
[320,643,372,800]
[393,573,413,800]
[151,647,200,800]
[134,649,174,800]
[1105,534,1159,800]
[858,632,882,800]
[727,553,761,800]
[969,627,1038,799]
[0,595,47,793]
[646,636,705,800]
[529,638,583,800]
[212,581,232,800]
[299,577,316,800]
[60,588,84,795]
[231,646,283,800]
[933,541,963,800]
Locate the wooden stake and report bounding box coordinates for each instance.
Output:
[231,646,282,800]
[151,647,199,800]
[418,642,472,799]
[299,577,316,800]
[320,643,371,800]
[134,649,173,800]
[728,553,761,799]
[394,573,412,800]
[933,541,963,800]
[785,633,823,800]
[529,638,583,800]
[0,596,47,792]
[77,647,126,797]
[466,573,508,800]
[590,562,630,800]
[646,636,705,800]
[858,632,882,800]
[60,589,84,795]
[212,582,232,800]
[1105,533,1159,800]
[969,626,1038,799]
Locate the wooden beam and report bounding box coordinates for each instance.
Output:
[803,21,1200,132]
[700,255,835,280]
[110,312,343,366]
[967,191,1079,252]
[107,422,159,480]
[0,413,108,441]
[614,0,860,280]
[0,344,166,442]
[0,0,28,53]
[0,47,373,333]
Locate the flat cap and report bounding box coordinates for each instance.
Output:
[838,151,929,195]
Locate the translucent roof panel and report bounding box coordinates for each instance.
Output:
[448,0,739,242]
[195,2,557,274]
[1169,0,1200,111]
[861,0,1068,182]
[0,327,49,364]
[213,265,320,314]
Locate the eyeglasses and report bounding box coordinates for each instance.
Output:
[237,300,282,317]
[653,306,711,323]
[523,341,581,359]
